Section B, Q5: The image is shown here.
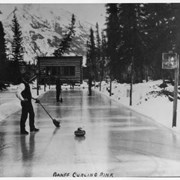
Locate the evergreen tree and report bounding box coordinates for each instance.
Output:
[89,28,97,80]
[106,4,121,81]
[99,30,108,90]
[105,3,173,82]
[11,12,24,83]
[86,28,97,95]
[53,14,76,57]
[95,23,101,81]
[12,13,23,63]
[170,4,180,53]
[0,21,7,89]
[86,40,92,96]
[117,4,146,83]
[140,3,173,80]
[0,21,7,80]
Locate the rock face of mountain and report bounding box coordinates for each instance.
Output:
[1,4,93,64]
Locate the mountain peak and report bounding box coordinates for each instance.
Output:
[1,4,93,64]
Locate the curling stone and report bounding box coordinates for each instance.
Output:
[74,127,86,137]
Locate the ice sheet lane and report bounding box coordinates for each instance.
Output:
[0,88,180,177]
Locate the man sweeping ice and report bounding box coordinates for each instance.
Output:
[16,73,40,135]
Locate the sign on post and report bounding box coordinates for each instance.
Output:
[162,52,178,69]
[162,52,179,127]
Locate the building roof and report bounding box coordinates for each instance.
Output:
[38,56,83,60]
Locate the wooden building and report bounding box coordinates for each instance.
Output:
[37,56,83,85]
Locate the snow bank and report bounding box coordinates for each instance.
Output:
[0,100,21,121]
[94,80,180,134]
[0,84,48,122]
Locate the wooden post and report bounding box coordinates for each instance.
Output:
[109,77,112,96]
[99,81,101,91]
[44,81,46,92]
[130,56,134,106]
[48,72,51,89]
[37,77,39,95]
[37,59,39,96]
[88,76,92,96]
[172,55,179,127]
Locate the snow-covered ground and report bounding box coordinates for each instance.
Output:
[0,82,48,122]
[86,80,180,134]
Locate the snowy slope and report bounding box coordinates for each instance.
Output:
[92,80,180,134]
[0,4,93,63]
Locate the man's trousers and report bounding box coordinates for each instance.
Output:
[20,101,35,131]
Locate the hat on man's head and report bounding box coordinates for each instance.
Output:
[22,72,31,82]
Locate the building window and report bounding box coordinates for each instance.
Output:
[70,66,75,75]
[46,67,50,75]
[63,66,75,76]
[45,66,75,76]
[51,67,57,76]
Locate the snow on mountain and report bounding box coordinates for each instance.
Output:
[0,4,94,64]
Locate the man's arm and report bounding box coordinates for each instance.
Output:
[16,83,26,101]
[30,85,40,103]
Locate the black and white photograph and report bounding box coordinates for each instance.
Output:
[1,1,180,178]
